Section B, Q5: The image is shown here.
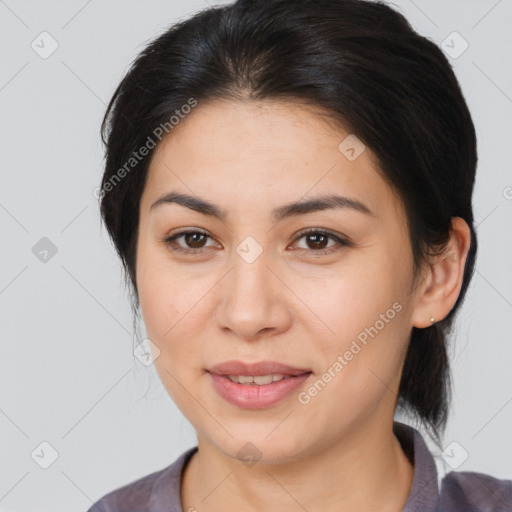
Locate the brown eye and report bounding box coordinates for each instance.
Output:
[164,229,216,255]
[304,232,330,250]
[292,229,352,255]
[182,232,208,248]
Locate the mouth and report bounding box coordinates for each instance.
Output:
[223,374,305,385]
[207,360,313,409]
[208,360,312,377]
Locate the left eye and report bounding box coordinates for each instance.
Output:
[292,229,351,255]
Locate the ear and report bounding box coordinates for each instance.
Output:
[411,217,472,328]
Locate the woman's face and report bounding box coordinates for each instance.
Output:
[136,99,422,462]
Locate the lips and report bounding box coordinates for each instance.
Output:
[207,360,313,409]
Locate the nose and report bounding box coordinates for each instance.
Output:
[214,251,293,341]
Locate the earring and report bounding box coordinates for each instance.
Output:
[430,317,435,324]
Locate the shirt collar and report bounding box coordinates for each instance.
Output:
[394,421,440,512]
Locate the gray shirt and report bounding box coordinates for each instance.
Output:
[87,422,512,511]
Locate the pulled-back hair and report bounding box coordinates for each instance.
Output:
[99,0,478,442]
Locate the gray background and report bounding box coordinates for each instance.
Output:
[0,0,511,510]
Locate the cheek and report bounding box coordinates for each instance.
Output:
[136,262,210,416]
[304,262,406,342]
[138,275,200,354]
[297,279,410,436]
[136,253,215,374]
[300,252,411,404]
[136,242,183,354]
[137,271,175,339]
[136,239,194,338]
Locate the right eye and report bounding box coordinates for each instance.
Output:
[163,229,218,255]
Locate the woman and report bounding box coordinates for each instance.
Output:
[88,0,512,510]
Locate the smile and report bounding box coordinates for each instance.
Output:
[207,361,313,409]
[226,374,291,384]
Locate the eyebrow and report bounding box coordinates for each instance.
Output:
[150,191,373,222]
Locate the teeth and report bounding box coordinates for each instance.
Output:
[227,374,286,385]
[254,375,273,385]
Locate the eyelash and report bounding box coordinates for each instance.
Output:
[163,228,352,257]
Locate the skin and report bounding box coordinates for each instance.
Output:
[135,98,471,512]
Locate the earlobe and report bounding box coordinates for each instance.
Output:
[412,217,471,329]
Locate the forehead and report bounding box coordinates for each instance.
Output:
[150,98,362,172]
[142,98,403,223]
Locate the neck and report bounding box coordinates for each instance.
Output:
[181,418,414,512]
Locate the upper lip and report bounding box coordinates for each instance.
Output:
[208,360,312,377]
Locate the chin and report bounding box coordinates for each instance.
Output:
[203,424,312,466]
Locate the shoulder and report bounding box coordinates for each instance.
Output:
[87,447,198,512]
[438,470,512,511]
[87,468,161,512]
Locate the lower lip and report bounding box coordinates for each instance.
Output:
[209,372,312,409]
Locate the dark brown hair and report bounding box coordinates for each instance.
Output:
[98,0,478,442]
